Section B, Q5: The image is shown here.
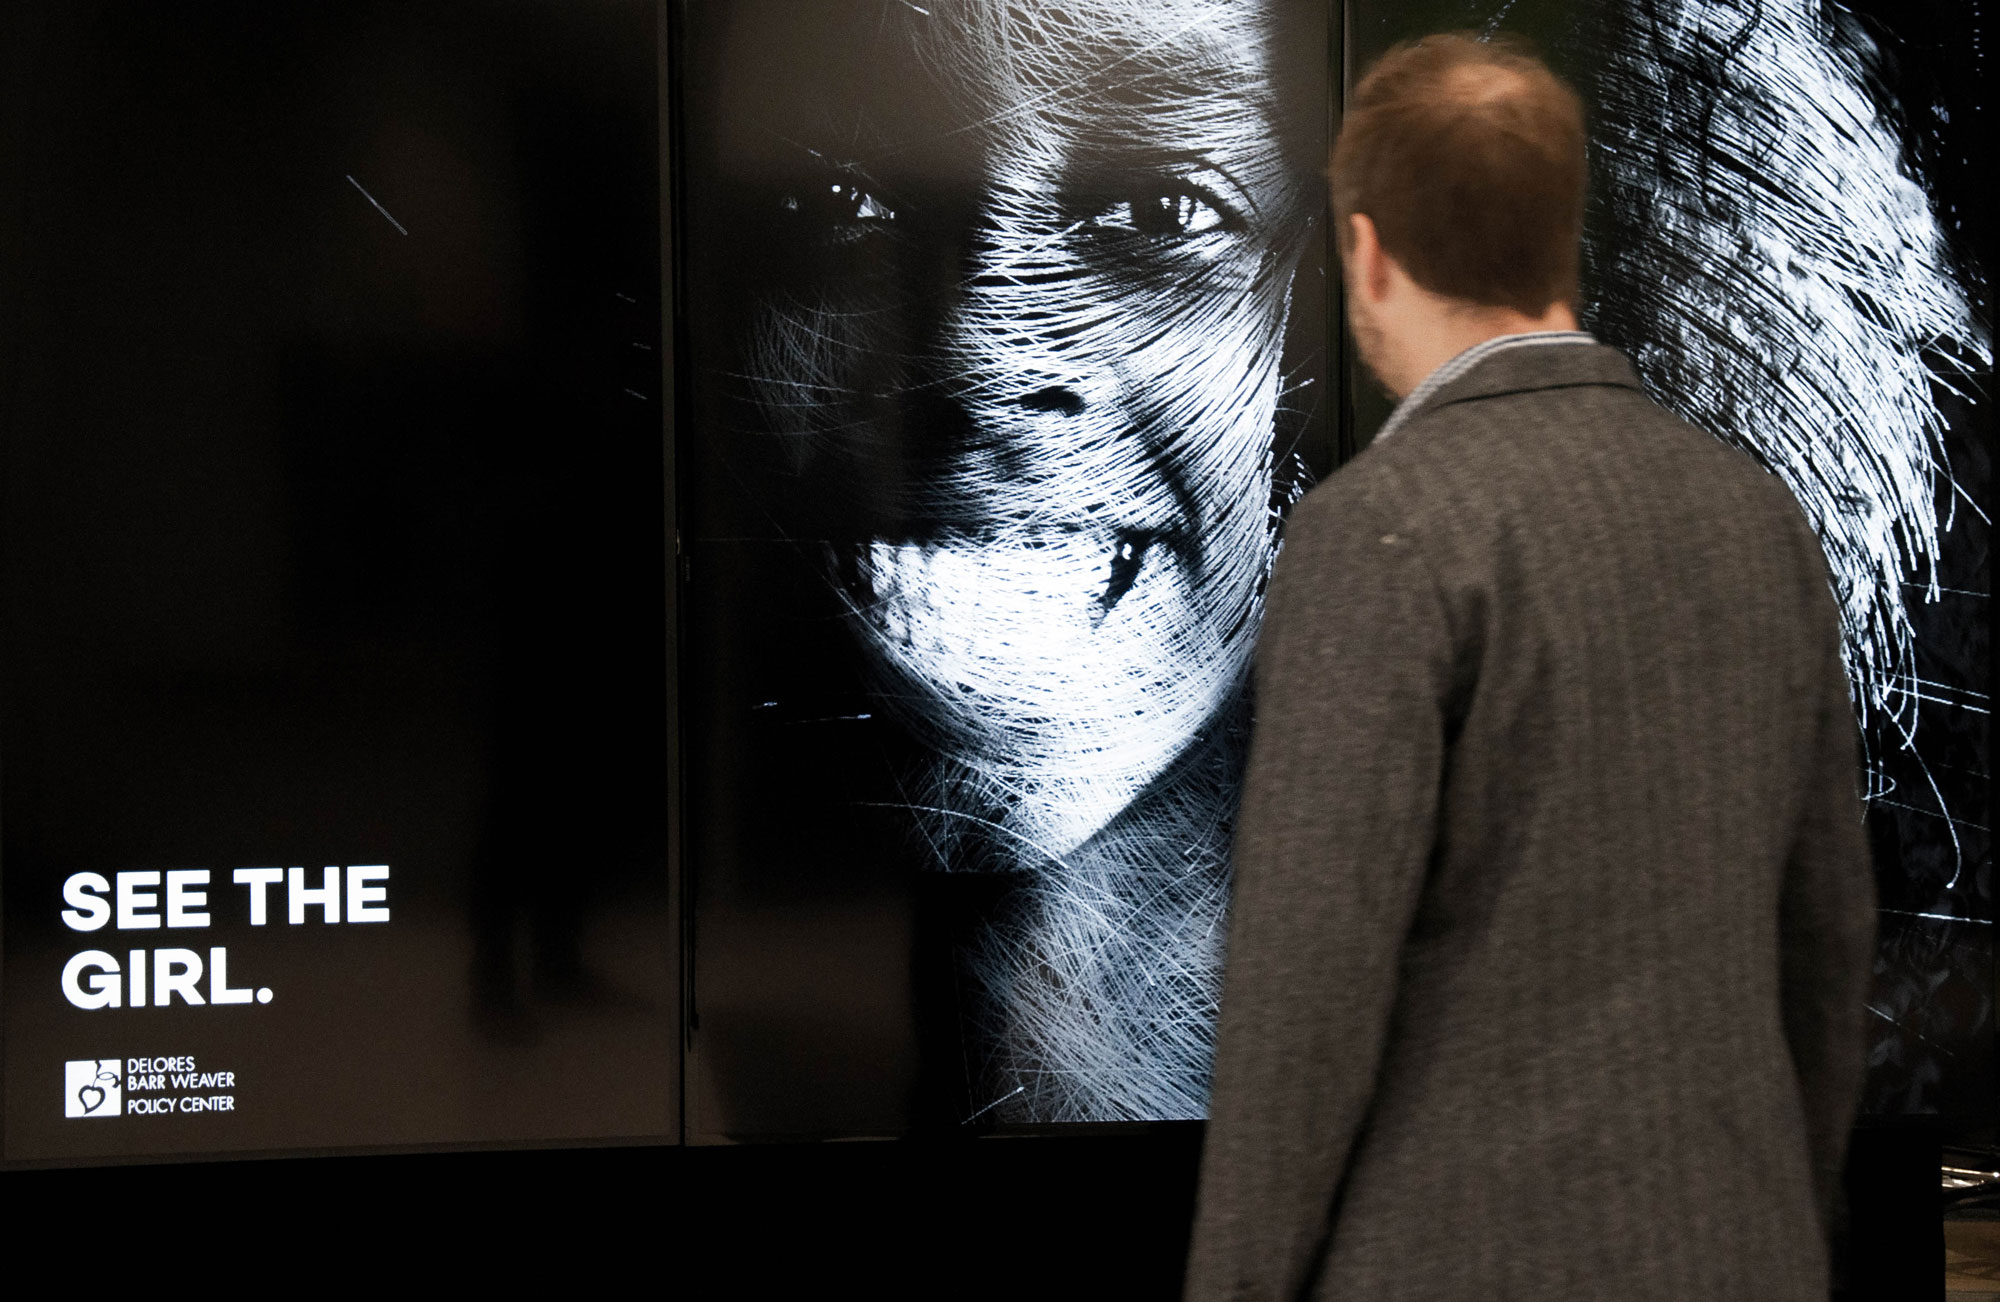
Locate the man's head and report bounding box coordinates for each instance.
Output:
[1333,34,1586,397]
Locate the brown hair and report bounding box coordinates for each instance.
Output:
[1332,33,1586,315]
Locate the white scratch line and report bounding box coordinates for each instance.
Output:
[1870,798,1988,832]
[963,1085,1025,1124]
[345,175,408,236]
[1880,908,1992,925]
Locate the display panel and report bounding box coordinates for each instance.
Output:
[677,0,1334,1132]
[1343,0,1991,1119]
[1,1,676,1161]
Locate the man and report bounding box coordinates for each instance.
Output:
[1186,34,1877,1302]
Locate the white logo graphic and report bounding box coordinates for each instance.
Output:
[65,1059,122,1118]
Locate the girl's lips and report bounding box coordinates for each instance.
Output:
[852,523,1164,639]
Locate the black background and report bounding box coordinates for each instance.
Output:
[0,0,675,1160]
[0,1126,1946,1298]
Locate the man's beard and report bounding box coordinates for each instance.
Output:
[1345,292,1398,404]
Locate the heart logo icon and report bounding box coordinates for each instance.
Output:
[78,1084,105,1114]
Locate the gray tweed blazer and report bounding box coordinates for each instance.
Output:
[1185,343,1877,1301]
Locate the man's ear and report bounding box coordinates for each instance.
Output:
[1348,213,1391,304]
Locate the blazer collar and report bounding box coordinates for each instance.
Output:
[1408,341,1646,425]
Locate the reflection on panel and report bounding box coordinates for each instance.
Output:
[678,0,1332,1131]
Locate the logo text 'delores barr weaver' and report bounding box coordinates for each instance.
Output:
[58,866,390,1010]
[65,1056,239,1118]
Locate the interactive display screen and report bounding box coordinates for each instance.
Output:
[676,0,1335,1133]
[1,1,676,1162]
[681,0,1987,1137]
[5,0,1982,1160]
[1344,0,1992,1120]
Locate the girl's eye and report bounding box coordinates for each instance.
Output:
[1091,183,1238,238]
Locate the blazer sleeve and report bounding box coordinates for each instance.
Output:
[1778,584,1878,1228]
[1184,485,1455,1301]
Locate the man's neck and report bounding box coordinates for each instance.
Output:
[1383,299,1580,400]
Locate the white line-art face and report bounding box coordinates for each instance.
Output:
[732,0,1311,861]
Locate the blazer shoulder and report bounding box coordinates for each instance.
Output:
[1288,418,1480,540]
[1284,451,1426,553]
